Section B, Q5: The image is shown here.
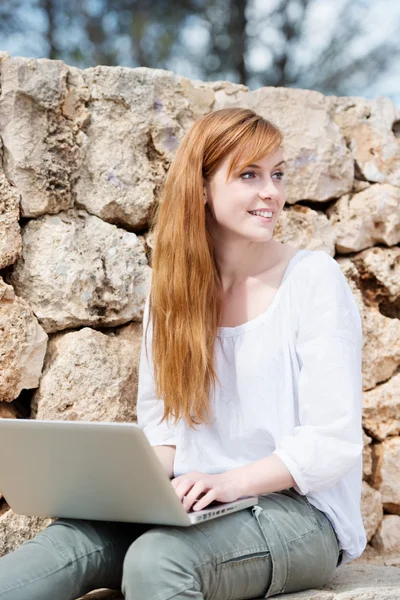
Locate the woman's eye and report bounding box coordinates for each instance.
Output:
[240,171,285,180]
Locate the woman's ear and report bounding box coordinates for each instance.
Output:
[203,177,209,205]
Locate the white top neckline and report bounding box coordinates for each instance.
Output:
[217,249,310,338]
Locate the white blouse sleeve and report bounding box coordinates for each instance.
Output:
[272,252,364,495]
[136,294,177,446]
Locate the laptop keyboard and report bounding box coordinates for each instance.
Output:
[187,500,225,513]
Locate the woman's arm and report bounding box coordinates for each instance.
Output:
[137,294,178,475]
[231,254,364,498]
[271,253,364,495]
[153,444,176,479]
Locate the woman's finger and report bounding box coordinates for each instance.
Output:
[182,481,208,511]
[192,488,217,511]
[174,478,196,502]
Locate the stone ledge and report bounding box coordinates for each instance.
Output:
[78,564,400,599]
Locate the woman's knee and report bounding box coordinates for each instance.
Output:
[0,518,125,600]
[121,527,211,598]
[44,517,126,561]
[0,524,76,600]
[44,518,131,589]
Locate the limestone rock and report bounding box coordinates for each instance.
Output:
[371,515,400,554]
[8,208,152,332]
[336,256,400,391]
[0,138,22,269]
[0,402,18,418]
[370,437,400,514]
[329,94,400,187]
[0,495,7,513]
[0,509,54,557]
[360,308,400,390]
[142,230,157,267]
[362,431,372,479]
[79,565,400,600]
[0,408,8,499]
[31,322,142,422]
[360,481,383,541]
[334,256,366,322]
[0,56,89,217]
[354,542,400,567]
[326,184,400,253]
[137,233,151,268]
[74,66,215,229]
[278,564,400,599]
[79,593,123,600]
[0,277,48,401]
[352,180,370,193]
[273,205,336,255]
[363,373,400,441]
[214,86,354,203]
[79,567,400,599]
[352,246,400,314]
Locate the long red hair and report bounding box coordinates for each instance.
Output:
[145,107,283,430]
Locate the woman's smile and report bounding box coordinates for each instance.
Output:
[247,211,274,223]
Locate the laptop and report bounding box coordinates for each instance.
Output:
[0,419,258,526]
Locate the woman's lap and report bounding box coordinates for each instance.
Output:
[121,502,271,600]
[0,487,341,600]
[120,486,340,600]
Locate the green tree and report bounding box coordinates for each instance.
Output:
[0,0,399,101]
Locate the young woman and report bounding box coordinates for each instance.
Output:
[0,108,366,600]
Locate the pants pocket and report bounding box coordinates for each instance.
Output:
[251,493,340,598]
[283,516,341,595]
[214,549,272,600]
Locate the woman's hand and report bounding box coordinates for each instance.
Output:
[170,470,243,512]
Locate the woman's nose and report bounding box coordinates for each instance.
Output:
[259,179,281,198]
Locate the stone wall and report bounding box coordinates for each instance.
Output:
[0,51,399,561]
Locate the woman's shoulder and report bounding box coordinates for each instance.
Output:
[289,249,349,310]
[292,248,360,320]
[293,248,342,280]
[292,249,363,342]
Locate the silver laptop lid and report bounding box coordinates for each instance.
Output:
[0,419,258,526]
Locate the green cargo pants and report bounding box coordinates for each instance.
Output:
[0,487,342,600]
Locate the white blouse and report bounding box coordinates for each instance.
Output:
[136,249,367,566]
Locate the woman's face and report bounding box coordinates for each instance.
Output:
[204,146,286,241]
